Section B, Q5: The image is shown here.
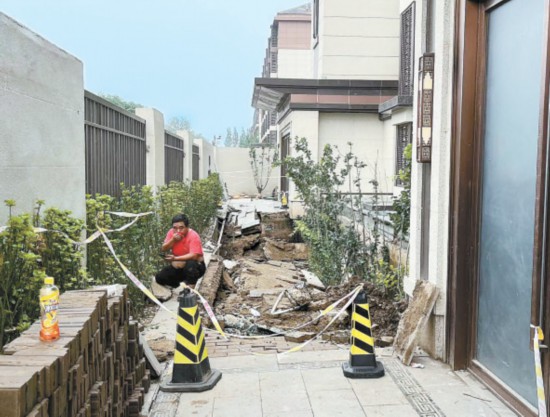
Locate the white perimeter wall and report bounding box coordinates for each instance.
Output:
[216,147,279,198]
[0,13,85,224]
[194,139,215,180]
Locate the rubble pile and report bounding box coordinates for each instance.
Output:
[204,200,407,346]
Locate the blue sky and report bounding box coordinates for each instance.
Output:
[0,0,307,141]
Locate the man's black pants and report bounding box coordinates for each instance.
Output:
[155,260,206,288]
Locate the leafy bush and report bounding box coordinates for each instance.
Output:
[1,175,223,347]
[282,138,407,298]
[157,174,223,237]
[391,144,412,240]
[281,138,366,284]
[0,200,85,348]
[39,206,86,291]
[87,176,223,318]
[0,212,43,348]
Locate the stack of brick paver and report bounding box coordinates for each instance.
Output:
[0,287,150,417]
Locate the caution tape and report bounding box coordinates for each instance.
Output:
[3,209,365,357]
[532,325,547,417]
[196,284,362,357]
[94,218,362,355]
[204,284,363,341]
[97,224,178,318]
[279,285,361,355]
[97,227,360,356]
[0,211,154,246]
[99,227,361,355]
[82,211,154,245]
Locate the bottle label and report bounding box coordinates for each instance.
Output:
[40,292,59,329]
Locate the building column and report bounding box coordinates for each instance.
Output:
[135,108,165,191]
[177,130,192,182]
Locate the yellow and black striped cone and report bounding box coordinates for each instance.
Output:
[342,290,385,378]
[281,192,288,209]
[161,289,222,392]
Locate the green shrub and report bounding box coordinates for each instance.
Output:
[39,206,86,291]
[86,176,223,318]
[0,212,43,348]
[282,138,407,298]
[0,200,86,348]
[0,175,223,348]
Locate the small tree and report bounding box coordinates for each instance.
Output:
[99,94,144,113]
[249,144,278,196]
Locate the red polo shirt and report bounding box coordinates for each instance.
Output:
[164,228,203,257]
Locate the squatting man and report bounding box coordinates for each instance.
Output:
[155,213,205,290]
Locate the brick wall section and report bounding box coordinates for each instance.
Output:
[0,288,150,417]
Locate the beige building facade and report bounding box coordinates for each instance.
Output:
[253,0,403,214]
[404,0,550,415]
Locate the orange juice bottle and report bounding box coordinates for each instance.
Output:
[39,277,60,341]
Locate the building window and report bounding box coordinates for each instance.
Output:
[396,123,412,185]
[271,25,278,48]
[313,0,320,39]
[399,3,416,96]
[271,52,278,73]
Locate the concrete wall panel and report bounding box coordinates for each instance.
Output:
[0,13,85,224]
[216,147,279,198]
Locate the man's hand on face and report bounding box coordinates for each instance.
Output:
[173,233,182,241]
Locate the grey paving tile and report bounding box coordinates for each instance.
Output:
[210,353,279,372]
[176,397,214,417]
[363,404,418,417]
[352,384,409,407]
[301,367,352,391]
[277,350,348,364]
[211,371,260,399]
[422,389,502,417]
[259,369,306,391]
[212,396,262,417]
[406,356,463,387]
[261,390,311,414]
[308,389,366,417]
[454,370,521,416]
[264,411,313,417]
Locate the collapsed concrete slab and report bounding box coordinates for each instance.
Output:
[393,280,439,366]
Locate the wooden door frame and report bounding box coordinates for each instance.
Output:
[449,0,550,414]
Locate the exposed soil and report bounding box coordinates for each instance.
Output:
[207,206,407,346]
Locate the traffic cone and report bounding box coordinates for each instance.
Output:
[160,289,222,392]
[281,192,288,209]
[342,290,385,378]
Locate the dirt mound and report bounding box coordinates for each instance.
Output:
[204,202,407,346]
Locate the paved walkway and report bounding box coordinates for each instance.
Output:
[144,346,517,417]
[142,293,518,417]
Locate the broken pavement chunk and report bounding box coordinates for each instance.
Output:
[284,331,315,343]
[223,260,238,271]
[150,280,172,302]
[393,280,439,366]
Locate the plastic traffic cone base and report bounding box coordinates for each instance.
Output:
[160,289,222,392]
[342,290,385,379]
